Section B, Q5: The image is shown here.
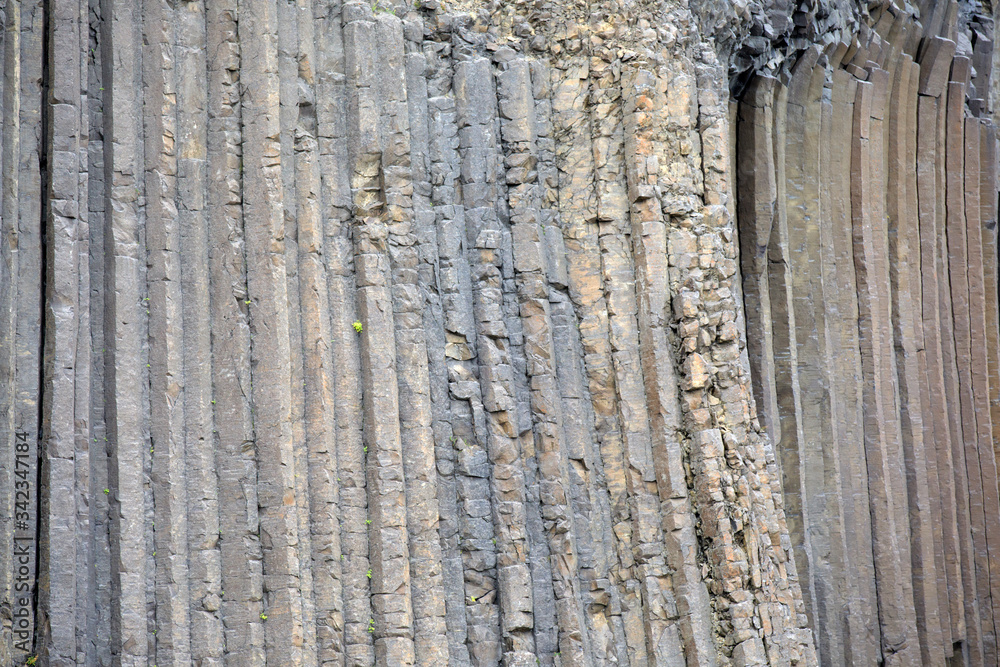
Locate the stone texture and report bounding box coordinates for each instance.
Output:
[3,1,1000,666]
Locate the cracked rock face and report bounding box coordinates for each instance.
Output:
[0,0,997,665]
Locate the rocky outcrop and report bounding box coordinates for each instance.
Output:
[0,0,996,665]
[736,2,1000,664]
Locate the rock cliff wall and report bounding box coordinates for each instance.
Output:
[735,2,1000,665]
[0,0,995,666]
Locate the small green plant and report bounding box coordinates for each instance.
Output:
[245,300,251,305]
[470,595,476,603]
[103,488,109,495]
[366,568,372,579]
[367,618,375,633]
[365,519,372,526]
[363,444,368,453]
[260,613,268,621]
[25,656,37,666]
[353,320,363,333]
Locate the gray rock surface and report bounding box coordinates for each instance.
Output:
[0,0,997,665]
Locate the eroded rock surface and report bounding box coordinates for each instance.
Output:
[0,0,997,665]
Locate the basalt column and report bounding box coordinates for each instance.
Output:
[4,0,1000,666]
[737,2,1000,664]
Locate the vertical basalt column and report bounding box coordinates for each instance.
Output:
[497,57,591,667]
[276,5,318,663]
[143,0,193,661]
[937,79,974,655]
[420,15,475,666]
[294,3,347,665]
[519,57,563,667]
[379,13,450,666]
[904,58,949,667]
[918,39,967,655]
[871,65,918,639]
[454,55,537,667]
[86,0,113,661]
[782,52,848,664]
[964,114,1000,661]
[580,48,641,665]
[552,48,650,666]
[317,3,374,665]
[41,0,89,662]
[12,0,44,662]
[406,15,473,667]
[0,3,19,663]
[346,9,419,665]
[917,89,958,658]
[736,77,780,450]
[945,70,987,665]
[851,76,920,666]
[887,54,943,665]
[981,121,1000,481]
[828,67,881,665]
[237,0,306,661]
[103,0,151,662]
[818,73,857,666]
[206,0,266,663]
[621,64,716,667]
[766,80,814,634]
[175,0,223,661]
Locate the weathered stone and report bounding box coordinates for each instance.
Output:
[9,2,1000,667]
